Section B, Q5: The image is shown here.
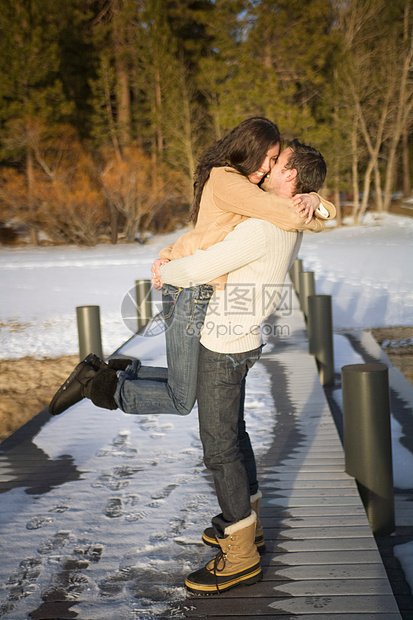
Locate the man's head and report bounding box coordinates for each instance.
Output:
[262,139,327,198]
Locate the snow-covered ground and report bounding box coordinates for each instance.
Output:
[300,212,413,330]
[1,214,412,362]
[0,212,413,616]
[0,229,181,360]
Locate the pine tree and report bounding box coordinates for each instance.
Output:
[0,0,74,242]
[237,0,335,139]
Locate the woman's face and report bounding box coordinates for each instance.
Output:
[248,143,281,184]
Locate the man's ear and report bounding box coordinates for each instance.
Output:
[286,168,298,183]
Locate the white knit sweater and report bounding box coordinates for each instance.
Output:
[160,218,302,354]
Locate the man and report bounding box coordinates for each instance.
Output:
[158,140,330,594]
[49,139,332,593]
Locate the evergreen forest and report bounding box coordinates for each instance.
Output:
[0,0,411,245]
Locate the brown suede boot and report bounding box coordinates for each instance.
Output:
[48,354,121,415]
[83,368,118,410]
[49,354,105,415]
[202,490,266,554]
[185,511,262,594]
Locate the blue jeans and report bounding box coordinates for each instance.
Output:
[114,284,213,414]
[196,343,262,536]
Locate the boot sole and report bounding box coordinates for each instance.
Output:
[185,563,263,595]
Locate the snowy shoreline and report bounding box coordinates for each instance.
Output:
[1,213,412,362]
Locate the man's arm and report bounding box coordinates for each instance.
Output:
[160,219,268,288]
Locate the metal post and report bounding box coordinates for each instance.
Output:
[76,305,103,361]
[135,279,152,331]
[342,363,395,535]
[299,270,315,318]
[289,258,303,295]
[307,294,334,386]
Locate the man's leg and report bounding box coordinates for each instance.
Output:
[238,376,259,496]
[185,343,263,594]
[201,374,266,553]
[196,344,262,534]
[237,377,265,551]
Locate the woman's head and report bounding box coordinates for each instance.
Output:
[190,117,281,222]
[216,117,281,182]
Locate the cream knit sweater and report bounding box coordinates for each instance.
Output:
[160,218,301,354]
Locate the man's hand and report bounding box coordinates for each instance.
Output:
[151,258,170,290]
[292,193,320,225]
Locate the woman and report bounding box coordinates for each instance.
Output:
[49,117,332,417]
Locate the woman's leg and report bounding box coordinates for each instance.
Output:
[115,285,213,415]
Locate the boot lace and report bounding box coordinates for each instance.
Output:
[212,550,227,594]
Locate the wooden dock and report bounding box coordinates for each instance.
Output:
[0,295,405,619]
[170,306,402,618]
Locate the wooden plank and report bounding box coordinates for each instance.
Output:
[261,480,356,490]
[269,550,383,566]
[266,515,371,528]
[266,563,390,581]
[271,464,348,473]
[264,487,360,497]
[271,579,393,596]
[268,537,378,552]
[263,526,374,540]
[179,595,400,616]
[264,496,364,508]
[262,473,353,483]
[268,595,401,615]
[260,504,367,517]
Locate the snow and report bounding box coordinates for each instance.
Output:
[0,211,413,614]
[0,232,180,360]
[299,212,413,330]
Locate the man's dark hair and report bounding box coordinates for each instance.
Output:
[285,139,327,194]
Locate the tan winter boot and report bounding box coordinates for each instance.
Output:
[202,490,266,554]
[185,511,262,594]
[250,490,266,554]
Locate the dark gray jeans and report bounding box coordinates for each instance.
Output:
[196,343,262,536]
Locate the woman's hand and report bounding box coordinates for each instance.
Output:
[151,258,170,290]
[292,193,320,225]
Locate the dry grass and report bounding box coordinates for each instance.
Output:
[0,355,79,442]
[370,327,413,386]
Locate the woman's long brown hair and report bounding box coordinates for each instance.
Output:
[189,117,281,224]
